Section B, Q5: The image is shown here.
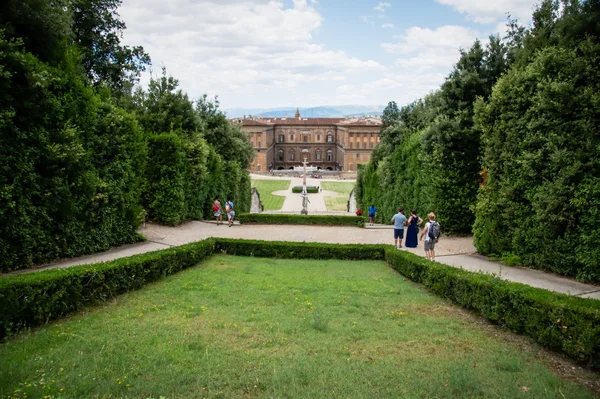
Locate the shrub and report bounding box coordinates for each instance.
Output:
[0,239,215,340]
[143,133,187,225]
[291,186,319,193]
[213,239,386,260]
[385,249,600,368]
[474,44,600,283]
[237,214,364,227]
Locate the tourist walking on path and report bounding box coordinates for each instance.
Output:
[391,208,407,249]
[420,212,440,261]
[368,204,377,226]
[226,199,235,227]
[213,197,223,225]
[405,209,423,248]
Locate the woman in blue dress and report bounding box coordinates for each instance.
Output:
[405,209,423,248]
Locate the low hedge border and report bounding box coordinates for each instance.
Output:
[385,249,600,368]
[214,238,386,260]
[0,239,215,341]
[291,186,319,193]
[1,238,598,369]
[237,213,364,227]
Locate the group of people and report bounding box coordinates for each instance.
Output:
[212,197,235,227]
[368,205,440,261]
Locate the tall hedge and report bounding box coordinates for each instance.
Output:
[474,44,600,282]
[0,35,145,272]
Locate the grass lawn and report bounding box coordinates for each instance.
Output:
[322,181,355,211]
[251,179,290,210]
[1,256,597,398]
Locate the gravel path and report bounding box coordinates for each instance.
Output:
[5,221,599,299]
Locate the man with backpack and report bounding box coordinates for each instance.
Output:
[420,212,440,261]
[225,198,235,227]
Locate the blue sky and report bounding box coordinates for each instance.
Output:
[119,0,537,110]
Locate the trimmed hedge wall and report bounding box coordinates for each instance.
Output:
[0,239,214,340]
[385,249,600,368]
[237,214,364,227]
[1,238,599,368]
[214,239,386,260]
[291,186,319,193]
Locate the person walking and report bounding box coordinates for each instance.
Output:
[368,204,377,226]
[213,197,222,225]
[405,209,423,248]
[225,198,235,227]
[420,212,440,261]
[391,208,407,249]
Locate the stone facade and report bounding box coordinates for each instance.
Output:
[235,113,382,172]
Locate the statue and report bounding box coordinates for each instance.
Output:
[301,157,310,215]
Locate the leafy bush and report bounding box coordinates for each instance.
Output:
[237,214,364,227]
[144,133,187,225]
[291,186,319,193]
[474,42,600,282]
[0,35,145,272]
[0,239,215,340]
[385,249,600,368]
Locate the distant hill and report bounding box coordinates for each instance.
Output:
[226,105,384,118]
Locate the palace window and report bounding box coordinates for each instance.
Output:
[317,135,321,141]
[290,151,295,161]
[303,135,308,143]
[316,151,321,161]
[362,142,366,149]
[326,134,333,143]
[258,141,261,148]
[278,150,284,162]
[326,150,333,162]
[290,134,294,141]
[279,134,284,143]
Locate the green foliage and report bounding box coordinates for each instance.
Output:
[381,100,400,129]
[144,133,187,225]
[291,186,319,193]
[0,34,145,272]
[0,239,215,340]
[358,36,509,234]
[237,214,365,227]
[385,249,600,368]
[70,0,151,92]
[474,41,600,282]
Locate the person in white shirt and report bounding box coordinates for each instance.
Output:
[419,212,438,261]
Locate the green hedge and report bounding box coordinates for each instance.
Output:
[291,186,319,193]
[0,239,214,340]
[214,239,386,260]
[237,214,364,227]
[385,249,600,368]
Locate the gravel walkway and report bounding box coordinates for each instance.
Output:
[5,221,599,299]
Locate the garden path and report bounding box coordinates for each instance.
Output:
[5,222,600,299]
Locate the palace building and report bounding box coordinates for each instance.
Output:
[235,108,382,172]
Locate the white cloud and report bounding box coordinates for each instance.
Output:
[382,25,479,75]
[381,23,395,29]
[119,0,384,108]
[435,0,537,24]
[361,15,374,23]
[373,2,391,12]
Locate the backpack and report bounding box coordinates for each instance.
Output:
[212,204,219,211]
[428,221,440,241]
[226,202,232,212]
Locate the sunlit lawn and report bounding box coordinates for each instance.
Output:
[322,181,355,211]
[0,256,596,398]
[251,179,290,210]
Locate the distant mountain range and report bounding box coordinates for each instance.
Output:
[225,105,385,118]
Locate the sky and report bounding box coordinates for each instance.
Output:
[118,0,538,110]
